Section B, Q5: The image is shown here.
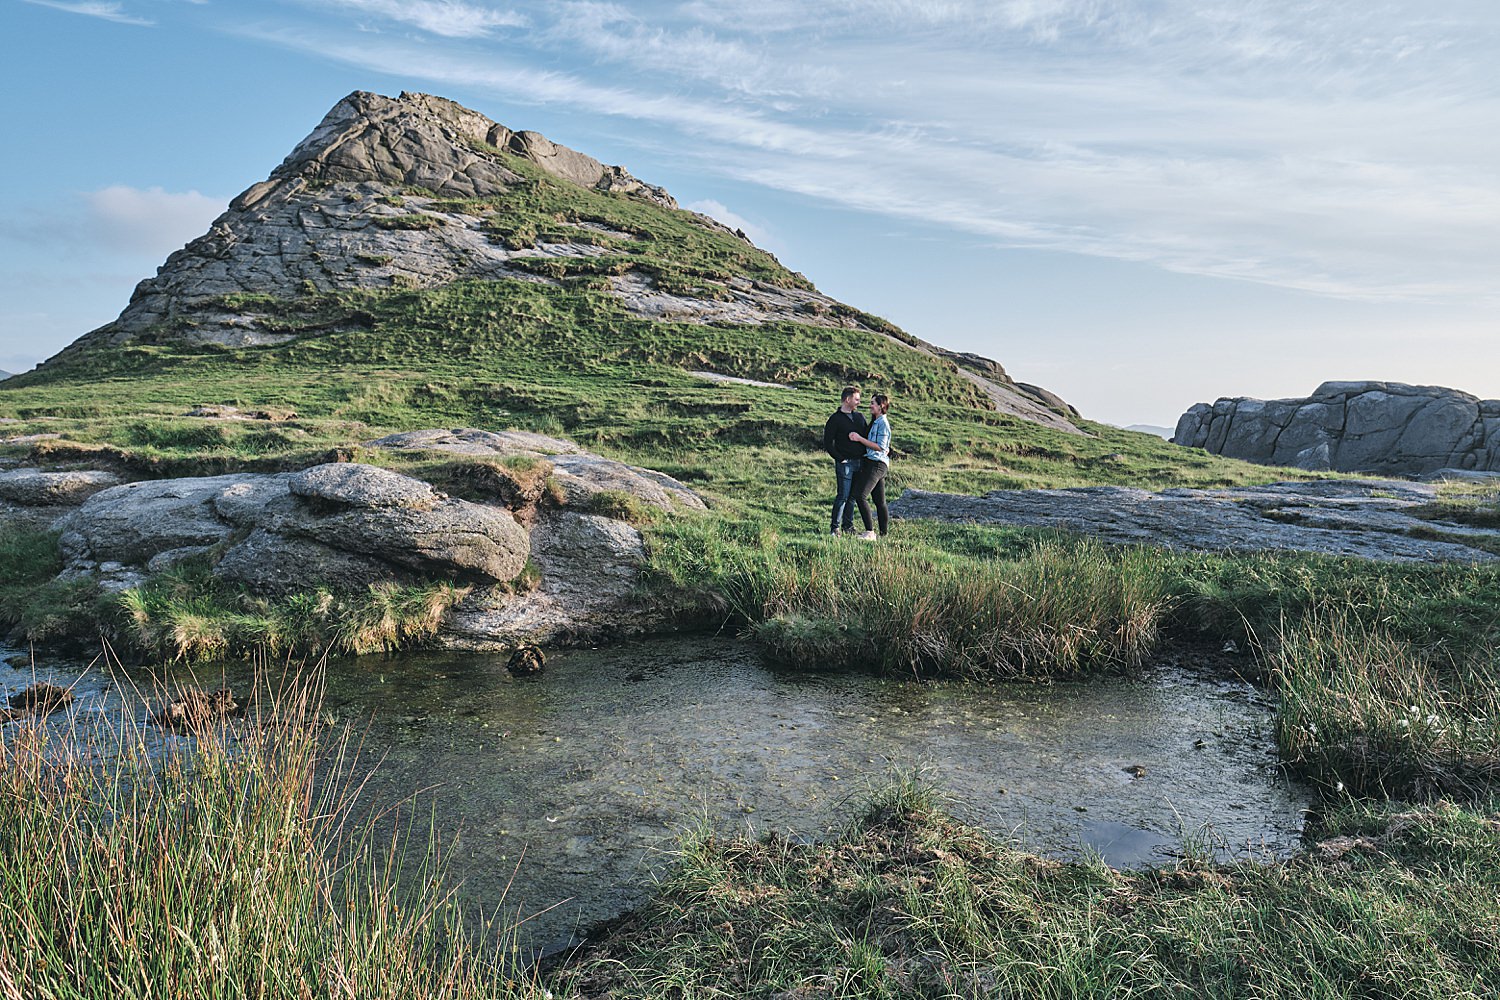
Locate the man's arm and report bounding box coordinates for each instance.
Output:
[823,413,840,458]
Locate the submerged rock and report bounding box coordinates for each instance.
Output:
[890,479,1500,563]
[506,644,546,677]
[152,688,238,730]
[1,682,74,721]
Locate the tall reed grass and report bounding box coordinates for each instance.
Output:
[1270,608,1500,797]
[117,569,471,662]
[0,672,541,999]
[738,536,1171,678]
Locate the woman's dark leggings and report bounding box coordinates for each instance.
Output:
[853,461,889,534]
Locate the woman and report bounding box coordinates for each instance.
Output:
[847,393,891,540]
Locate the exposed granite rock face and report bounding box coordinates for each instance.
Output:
[891,479,1500,563]
[55,464,529,593]
[1173,382,1500,476]
[0,469,122,506]
[439,511,656,651]
[40,433,704,649]
[50,91,677,357]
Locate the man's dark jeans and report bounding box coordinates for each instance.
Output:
[830,457,862,533]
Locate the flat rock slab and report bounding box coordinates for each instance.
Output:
[365,428,584,456]
[890,479,1500,563]
[688,370,790,389]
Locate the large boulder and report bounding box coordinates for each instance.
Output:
[1173,382,1500,475]
[45,435,707,651]
[55,464,530,593]
[439,510,656,650]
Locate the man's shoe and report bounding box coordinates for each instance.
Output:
[859,531,878,541]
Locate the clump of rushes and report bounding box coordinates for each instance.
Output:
[725,535,1170,677]
[117,561,471,662]
[553,779,1500,999]
[1270,608,1500,797]
[0,676,544,999]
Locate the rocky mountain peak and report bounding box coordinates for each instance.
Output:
[40,91,1082,434]
[239,90,676,211]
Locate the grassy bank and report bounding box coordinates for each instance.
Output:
[0,677,543,1000]
[552,780,1500,999]
[0,525,471,661]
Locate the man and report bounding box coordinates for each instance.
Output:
[823,385,868,535]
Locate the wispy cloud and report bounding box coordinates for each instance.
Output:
[22,0,153,26]
[85,186,225,255]
[0,186,225,259]
[685,199,779,252]
[305,0,525,38]
[230,1,1500,303]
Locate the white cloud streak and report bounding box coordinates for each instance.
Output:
[303,0,525,37]
[84,186,226,256]
[22,0,153,25]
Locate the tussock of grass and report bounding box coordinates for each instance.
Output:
[1271,609,1500,797]
[0,527,107,648]
[749,537,1170,677]
[118,569,472,662]
[553,781,1500,999]
[0,677,542,999]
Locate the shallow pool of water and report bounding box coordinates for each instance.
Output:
[2,636,1313,952]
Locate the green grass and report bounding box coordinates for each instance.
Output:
[0,676,545,999]
[550,779,1500,998]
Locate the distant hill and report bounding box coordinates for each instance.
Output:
[28,90,1079,435]
[1124,424,1174,439]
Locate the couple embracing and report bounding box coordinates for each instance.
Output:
[823,386,891,539]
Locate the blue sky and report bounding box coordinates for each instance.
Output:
[2,0,1496,426]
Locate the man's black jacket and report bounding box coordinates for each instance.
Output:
[823,409,868,460]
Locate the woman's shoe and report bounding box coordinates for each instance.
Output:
[859,531,878,541]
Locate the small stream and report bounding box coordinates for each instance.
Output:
[1,636,1313,953]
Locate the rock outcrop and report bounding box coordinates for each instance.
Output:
[49,91,676,357]
[890,479,1500,563]
[36,431,702,649]
[56,463,531,593]
[1173,382,1500,476]
[361,428,700,648]
[0,468,122,529]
